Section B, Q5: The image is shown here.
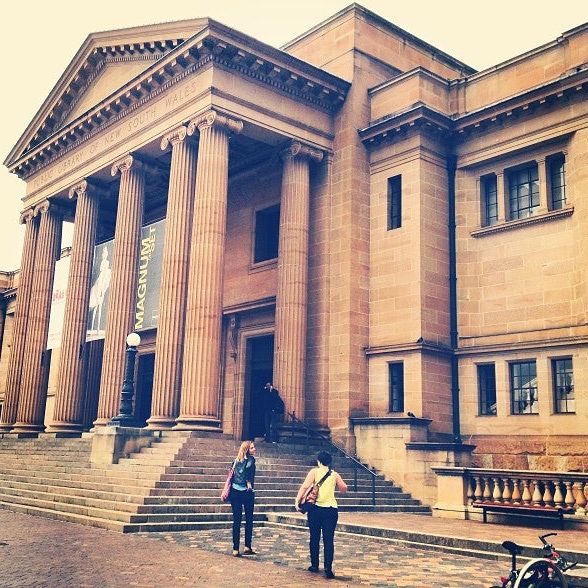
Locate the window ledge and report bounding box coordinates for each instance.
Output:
[249,258,277,274]
[472,206,574,237]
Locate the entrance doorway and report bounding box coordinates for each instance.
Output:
[243,335,274,440]
[134,353,155,427]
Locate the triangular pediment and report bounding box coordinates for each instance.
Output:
[6,18,209,166]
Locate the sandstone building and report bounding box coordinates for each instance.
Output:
[0,5,587,506]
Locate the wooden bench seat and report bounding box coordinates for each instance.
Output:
[472,501,575,529]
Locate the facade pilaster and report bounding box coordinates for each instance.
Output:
[147,126,197,429]
[0,210,39,432]
[94,155,145,426]
[12,202,63,433]
[48,180,101,433]
[274,141,323,420]
[176,110,242,430]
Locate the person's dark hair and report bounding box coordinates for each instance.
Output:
[317,450,332,467]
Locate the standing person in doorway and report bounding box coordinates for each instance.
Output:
[229,441,257,557]
[263,382,284,443]
[295,450,348,579]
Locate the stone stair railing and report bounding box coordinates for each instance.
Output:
[433,466,588,520]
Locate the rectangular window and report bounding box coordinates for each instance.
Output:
[388,362,404,413]
[510,360,538,414]
[477,364,497,415]
[548,155,566,210]
[481,174,498,226]
[387,175,402,230]
[253,204,280,263]
[508,164,539,220]
[552,358,574,413]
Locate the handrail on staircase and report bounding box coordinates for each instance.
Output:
[285,411,377,506]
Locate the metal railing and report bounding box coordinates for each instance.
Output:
[284,411,377,506]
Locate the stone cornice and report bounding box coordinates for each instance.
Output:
[359,103,452,147]
[360,68,587,148]
[8,23,349,179]
[364,339,453,357]
[456,334,588,356]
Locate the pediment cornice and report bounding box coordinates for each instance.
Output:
[6,20,350,180]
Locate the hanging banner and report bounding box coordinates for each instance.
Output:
[85,218,166,341]
[86,240,114,341]
[46,256,71,349]
[134,218,166,332]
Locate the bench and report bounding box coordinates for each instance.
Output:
[472,502,575,529]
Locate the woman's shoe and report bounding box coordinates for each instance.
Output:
[232,550,241,557]
[325,570,335,579]
[243,547,257,555]
[307,566,319,573]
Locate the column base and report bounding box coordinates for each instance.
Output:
[45,422,85,435]
[40,431,83,438]
[0,425,14,434]
[173,416,221,431]
[145,416,177,430]
[11,423,45,435]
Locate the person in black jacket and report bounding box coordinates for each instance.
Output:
[229,440,257,556]
[263,382,284,443]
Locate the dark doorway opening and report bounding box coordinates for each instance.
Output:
[243,335,274,440]
[135,353,155,427]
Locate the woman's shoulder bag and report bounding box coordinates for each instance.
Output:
[298,468,331,513]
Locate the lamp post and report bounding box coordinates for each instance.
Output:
[108,332,141,427]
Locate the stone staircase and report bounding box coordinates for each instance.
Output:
[0,432,429,532]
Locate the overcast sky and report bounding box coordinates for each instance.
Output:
[1,0,586,270]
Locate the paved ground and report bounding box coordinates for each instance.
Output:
[0,509,511,587]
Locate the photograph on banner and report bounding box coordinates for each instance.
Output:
[134,218,166,332]
[46,255,71,349]
[86,240,113,341]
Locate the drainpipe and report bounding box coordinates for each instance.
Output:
[448,154,462,444]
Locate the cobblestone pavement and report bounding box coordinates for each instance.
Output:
[0,508,510,587]
[149,524,507,587]
[0,510,328,588]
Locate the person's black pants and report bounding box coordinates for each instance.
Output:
[229,489,254,550]
[307,506,338,571]
[264,411,278,442]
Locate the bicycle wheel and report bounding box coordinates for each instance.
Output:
[513,558,568,588]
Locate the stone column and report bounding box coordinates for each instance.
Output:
[273,141,323,420]
[0,210,39,432]
[48,180,101,433]
[537,157,548,213]
[175,110,242,430]
[147,126,197,429]
[13,202,63,433]
[94,155,145,427]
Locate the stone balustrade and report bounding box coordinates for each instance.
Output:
[433,466,588,520]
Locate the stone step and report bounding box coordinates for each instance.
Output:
[0,470,158,487]
[0,501,127,532]
[0,479,148,502]
[0,493,143,522]
[0,475,153,495]
[0,486,141,512]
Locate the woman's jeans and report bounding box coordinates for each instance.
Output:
[229,489,254,550]
[307,506,338,571]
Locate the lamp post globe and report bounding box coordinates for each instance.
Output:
[126,332,141,348]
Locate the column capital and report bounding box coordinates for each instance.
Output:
[187,109,243,136]
[160,125,189,151]
[33,200,66,218]
[281,141,323,163]
[68,179,108,200]
[19,208,35,225]
[111,154,141,177]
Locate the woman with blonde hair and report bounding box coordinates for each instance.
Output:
[229,440,257,556]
